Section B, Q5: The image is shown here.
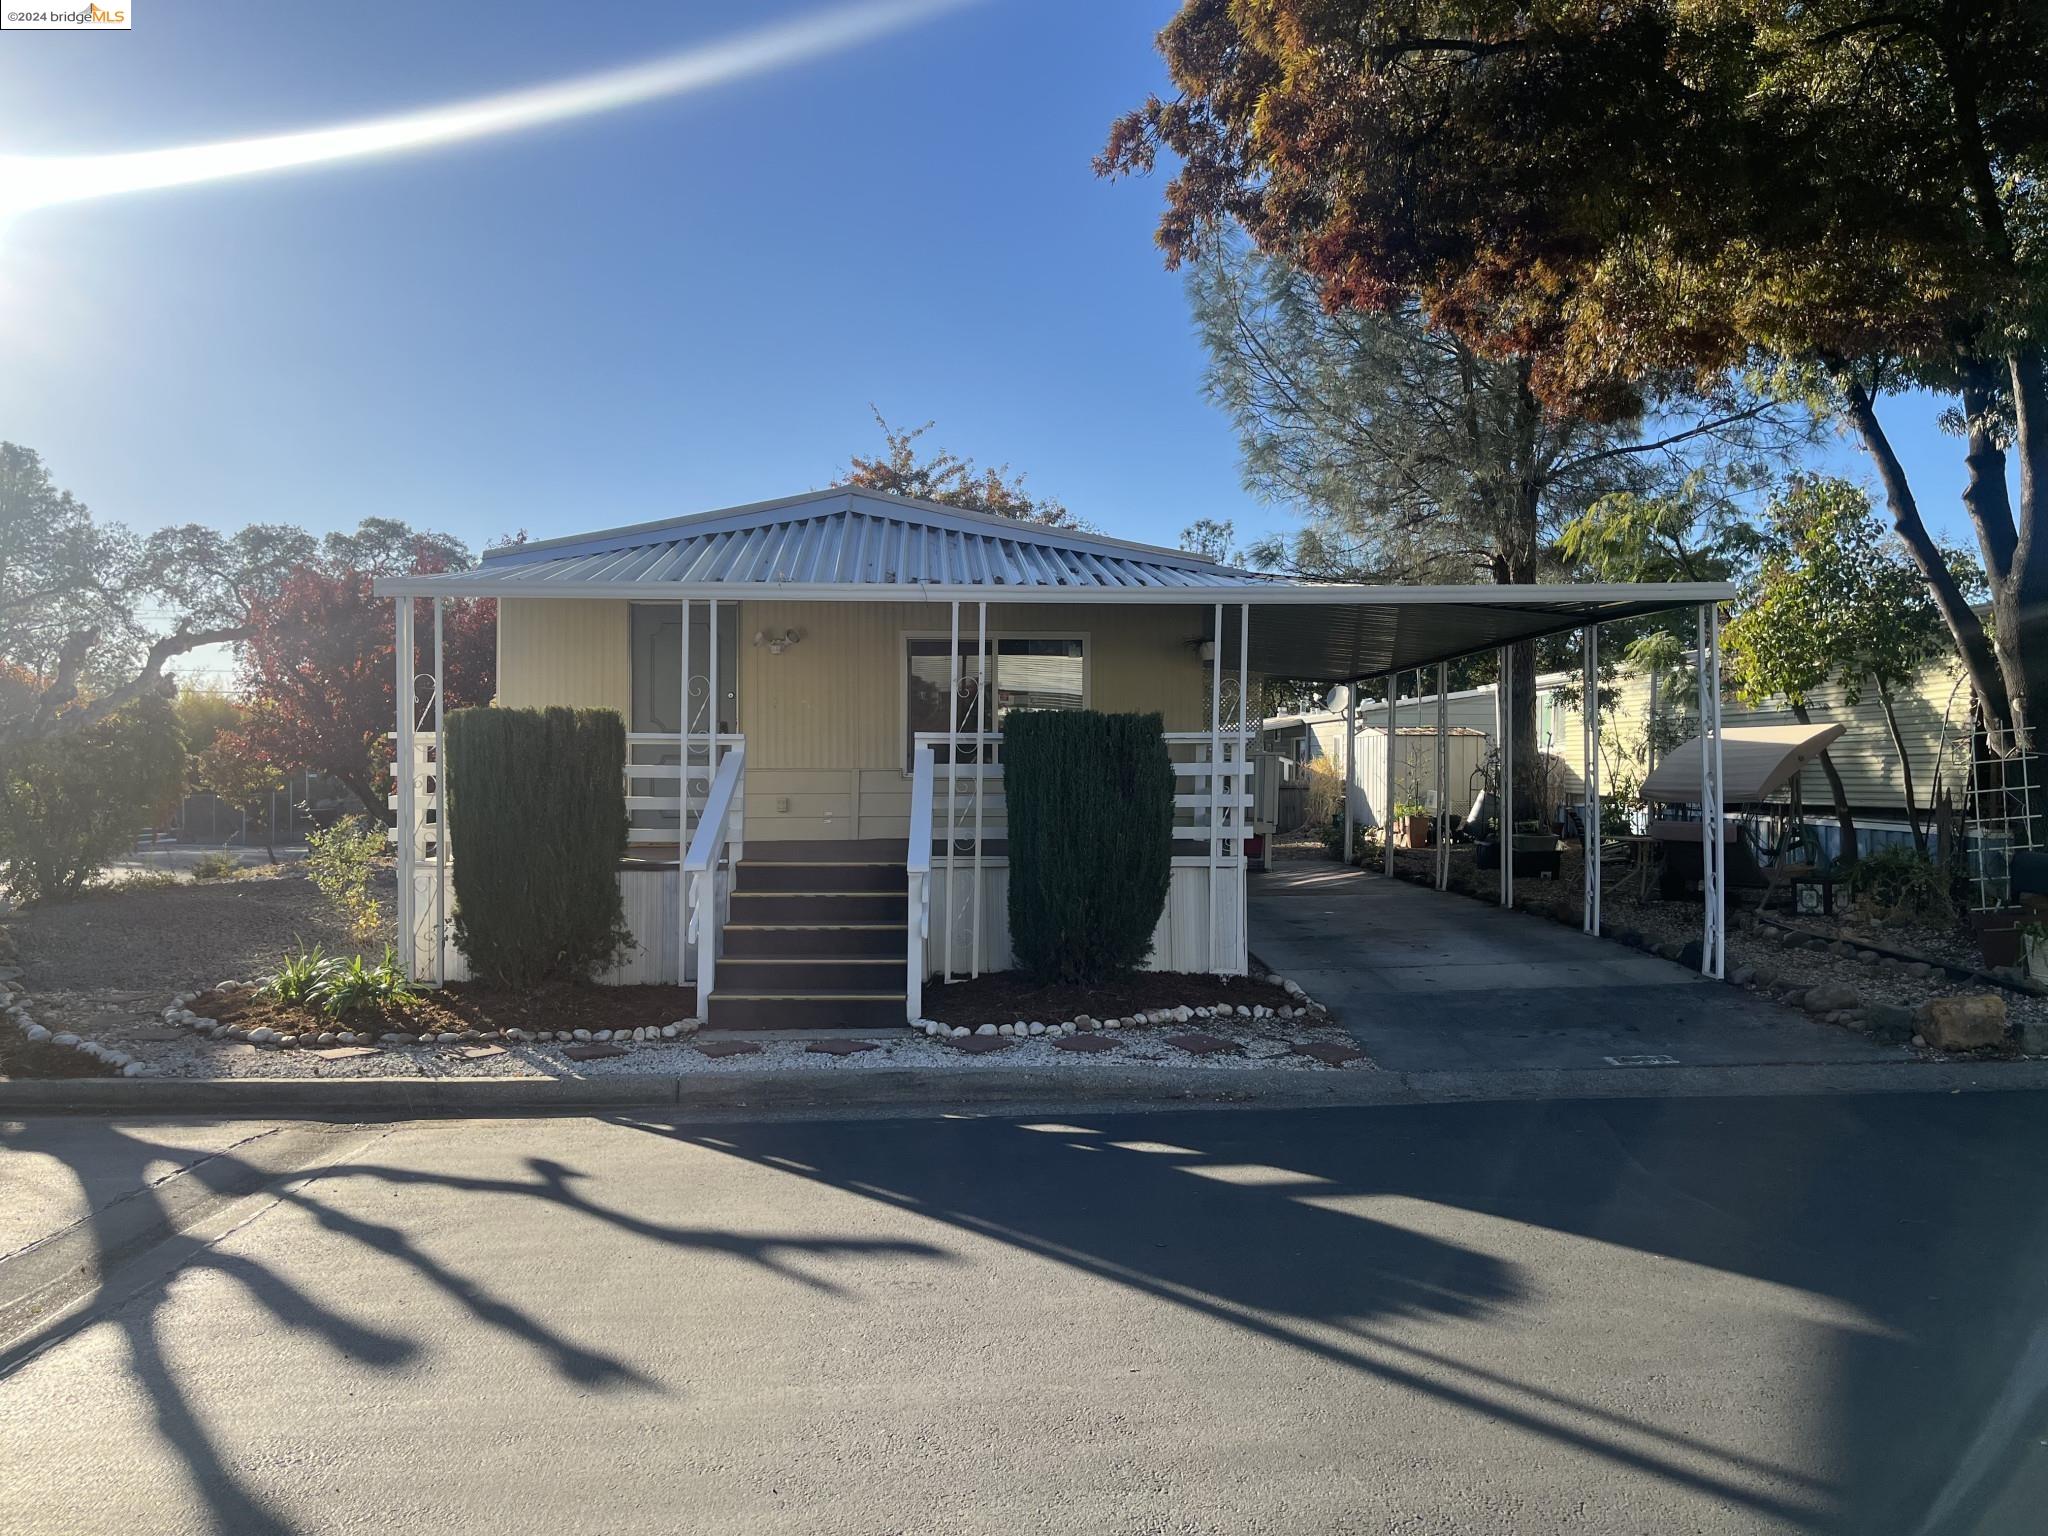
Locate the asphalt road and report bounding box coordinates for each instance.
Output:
[4,1094,2046,1534]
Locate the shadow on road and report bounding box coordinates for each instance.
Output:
[618,1093,2048,1535]
[0,1123,952,1536]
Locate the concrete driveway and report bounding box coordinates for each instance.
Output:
[1251,864,1895,1072]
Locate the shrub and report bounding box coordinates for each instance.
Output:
[190,850,243,881]
[1302,755,1344,831]
[1844,845,1955,925]
[1005,710,1174,983]
[306,815,385,943]
[0,696,186,903]
[445,706,631,988]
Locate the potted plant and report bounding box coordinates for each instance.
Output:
[1391,798,1431,849]
[2023,914,2048,985]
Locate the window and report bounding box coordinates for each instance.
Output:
[906,634,1085,766]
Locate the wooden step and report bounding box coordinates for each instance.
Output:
[716,956,903,992]
[735,859,906,894]
[728,890,907,924]
[724,923,904,958]
[742,838,907,863]
[705,993,908,1030]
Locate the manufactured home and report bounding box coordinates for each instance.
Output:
[377,487,1738,1020]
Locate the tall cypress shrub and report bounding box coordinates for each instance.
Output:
[1006,710,1174,983]
[446,706,632,989]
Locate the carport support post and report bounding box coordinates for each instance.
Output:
[1383,677,1397,877]
[1698,604,1726,978]
[1581,624,1600,937]
[1237,600,1250,973]
[1342,689,1356,866]
[1208,601,1224,972]
[1497,646,1514,909]
[1434,662,1449,890]
[945,599,960,984]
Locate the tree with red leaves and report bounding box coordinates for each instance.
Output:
[239,549,496,819]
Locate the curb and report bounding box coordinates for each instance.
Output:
[6,1058,2048,1117]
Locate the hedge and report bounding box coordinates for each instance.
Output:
[1005,710,1174,983]
[445,706,632,988]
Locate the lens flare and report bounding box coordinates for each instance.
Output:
[0,0,973,217]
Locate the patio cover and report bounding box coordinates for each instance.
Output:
[375,487,1734,683]
[1641,723,1848,805]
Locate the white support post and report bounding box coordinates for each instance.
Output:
[1498,646,1514,909]
[432,597,446,987]
[1698,604,1726,978]
[394,598,416,979]
[1343,688,1357,867]
[972,599,986,980]
[1582,625,1600,937]
[1208,601,1224,972]
[1434,661,1449,891]
[1384,676,1398,877]
[678,597,690,989]
[944,600,960,984]
[1237,600,1250,974]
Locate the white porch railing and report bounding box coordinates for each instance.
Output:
[684,741,746,1015]
[908,727,1255,985]
[626,731,744,850]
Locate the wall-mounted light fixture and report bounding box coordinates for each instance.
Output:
[752,628,804,655]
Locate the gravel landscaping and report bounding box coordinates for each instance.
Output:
[0,878,1372,1082]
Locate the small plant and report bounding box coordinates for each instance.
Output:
[113,869,182,893]
[264,943,338,1005]
[306,816,385,944]
[307,944,414,1016]
[191,850,243,881]
[1844,845,1954,925]
[1392,798,1430,820]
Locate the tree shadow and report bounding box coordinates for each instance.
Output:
[617,1093,2048,1533]
[0,1122,953,1535]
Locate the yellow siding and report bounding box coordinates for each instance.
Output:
[495,596,1214,840]
[494,599,630,716]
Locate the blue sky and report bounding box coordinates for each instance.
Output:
[0,0,1980,578]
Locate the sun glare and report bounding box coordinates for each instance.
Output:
[0,0,973,219]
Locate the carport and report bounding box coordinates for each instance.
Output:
[1235,581,1734,979]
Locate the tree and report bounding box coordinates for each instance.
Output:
[1186,241,1792,814]
[0,695,186,902]
[0,443,312,751]
[239,559,496,819]
[1100,1,2048,752]
[845,411,1087,528]
[173,687,243,758]
[194,730,287,860]
[1722,479,1972,859]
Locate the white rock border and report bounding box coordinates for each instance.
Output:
[161,981,706,1052]
[909,974,1328,1040]
[5,976,151,1076]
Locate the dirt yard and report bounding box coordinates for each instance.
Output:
[5,874,378,995]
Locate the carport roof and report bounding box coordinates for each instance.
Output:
[374,487,1731,683]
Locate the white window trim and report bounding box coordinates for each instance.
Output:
[900,629,1091,774]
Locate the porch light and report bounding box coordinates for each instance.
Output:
[752,627,804,654]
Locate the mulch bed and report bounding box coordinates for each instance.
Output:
[920,970,1296,1028]
[199,981,697,1040]
[0,1017,118,1079]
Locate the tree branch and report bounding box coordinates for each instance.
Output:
[9,623,248,750]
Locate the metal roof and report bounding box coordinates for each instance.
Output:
[382,488,1264,595]
[373,485,1734,682]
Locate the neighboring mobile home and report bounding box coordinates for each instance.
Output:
[377,487,1737,1019]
